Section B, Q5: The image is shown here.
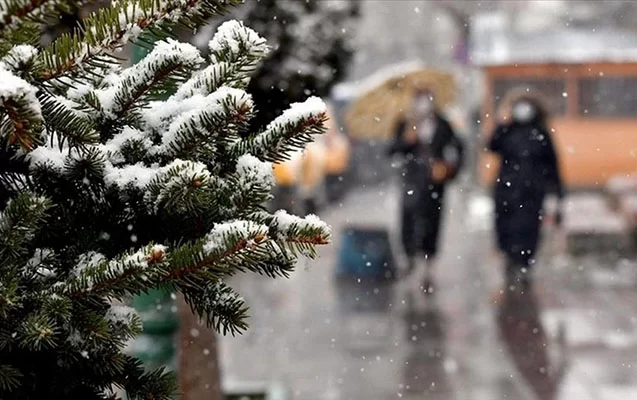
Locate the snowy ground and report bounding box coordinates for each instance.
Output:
[220,181,637,400]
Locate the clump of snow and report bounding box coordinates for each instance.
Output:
[1,45,38,71]
[174,63,236,100]
[72,251,107,289]
[25,248,56,278]
[104,163,158,190]
[73,252,106,276]
[203,220,268,255]
[151,159,212,209]
[143,94,206,131]
[209,20,269,62]
[204,280,245,309]
[250,96,327,151]
[94,38,203,118]
[66,82,95,102]
[235,154,274,189]
[26,145,68,172]
[67,329,85,346]
[106,305,138,325]
[161,86,252,153]
[0,65,41,118]
[268,96,326,129]
[101,126,151,164]
[107,244,168,279]
[272,209,331,238]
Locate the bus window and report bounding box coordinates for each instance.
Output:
[579,77,637,118]
[493,77,567,116]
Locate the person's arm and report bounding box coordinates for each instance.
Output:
[543,130,565,199]
[433,119,464,182]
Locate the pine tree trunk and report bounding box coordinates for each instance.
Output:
[178,296,223,400]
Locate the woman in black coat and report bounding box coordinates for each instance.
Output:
[488,93,564,285]
[388,88,464,294]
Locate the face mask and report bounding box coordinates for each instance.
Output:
[414,96,434,116]
[512,101,536,123]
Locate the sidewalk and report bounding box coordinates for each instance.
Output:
[220,181,637,400]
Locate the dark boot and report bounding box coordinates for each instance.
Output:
[505,259,518,287]
[506,260,532,292]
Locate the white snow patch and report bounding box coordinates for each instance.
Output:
[106,305,138,325]
[26,146,68,172]
[209,20,269,62]
[1,45,38,71]
[203,220,268,255]
[104,163,158,190]
[0,65,41,118]
[236,154,274,188]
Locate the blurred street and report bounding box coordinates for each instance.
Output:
[221,182,637,400]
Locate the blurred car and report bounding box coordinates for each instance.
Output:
[271,102,350,215]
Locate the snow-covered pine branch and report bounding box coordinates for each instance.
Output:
[232,96,328,162]
[174,20,270,100]
[0,5,331,396]
[38,0,241,81]
[0,63,42,150]
[92,39,203,120]
[62,244,169,296]
[160,86,253,159]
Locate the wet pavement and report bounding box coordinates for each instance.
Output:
[220,181,637,400]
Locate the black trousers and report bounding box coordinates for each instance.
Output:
[401,184,445,258]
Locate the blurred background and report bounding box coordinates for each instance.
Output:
[87,0,636,399]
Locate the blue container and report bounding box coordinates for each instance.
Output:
[336,226,396,280]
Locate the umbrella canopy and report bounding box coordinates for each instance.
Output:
[344,68,455,140]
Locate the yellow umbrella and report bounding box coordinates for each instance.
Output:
[344,68,455,140]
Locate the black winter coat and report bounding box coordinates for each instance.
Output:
[489,120,563,266]
[388,114,464,257]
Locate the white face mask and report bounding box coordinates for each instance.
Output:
[512,101,536,123]
[414,96,434,116]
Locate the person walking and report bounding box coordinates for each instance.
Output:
[388,87,464,295]
[488,91,564,287]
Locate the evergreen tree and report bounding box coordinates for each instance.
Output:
[193,0,360,129]
[0,0,331,398]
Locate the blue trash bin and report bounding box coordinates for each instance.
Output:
[336,226,396,280]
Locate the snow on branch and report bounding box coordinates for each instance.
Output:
[39,0,239,81]
[103,163,157,191]
[145,159,214,213]
[271,210,331,244]
[175,21,269,99]
[232,96,327,162]
[173,62,237,99]
[0,64,43,150]
[100,126,152,165]
[63,244,169,296]
[209,20,269,64]
[235,154,274,190]
[93,39,203,119]
[160,86,253,158]
[202,220,268,256]
[25,145,68,172]
[1,45,38,73]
